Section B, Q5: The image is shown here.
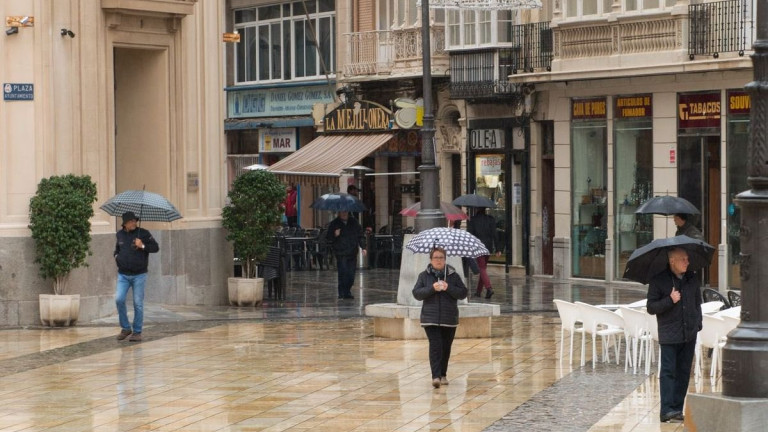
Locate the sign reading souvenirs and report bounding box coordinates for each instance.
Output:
[3,83,34,101]
[727,90,750,115]
[572,97,607,120]
[227,85,334,119]
[678,92,721,129]
[259,128,297,153]
[323,100,393,133]
[615,95,652,118]
[469,129,504,150]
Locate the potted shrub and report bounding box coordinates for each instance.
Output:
[222,170,285,306]
[28,174,98,326]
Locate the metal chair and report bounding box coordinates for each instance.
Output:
[702,288,730,309]
[727,290,741,307]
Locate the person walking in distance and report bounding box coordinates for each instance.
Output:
[467,207,500,298]
[646,247,702,423]
[114,211,159,342]
[326,211,366,299]
[282,185,298,227]
[412,247,468,388]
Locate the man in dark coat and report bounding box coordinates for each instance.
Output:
[412,247,468,388]
[646,247,702,423]
[467,207,500,298]
[673,213,703,240]
[326,211,366,299]
[114,211,160,342]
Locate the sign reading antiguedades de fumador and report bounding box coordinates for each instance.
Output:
[324,100,393,133]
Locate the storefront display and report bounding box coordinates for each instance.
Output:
[726,90,749,289]
[571,98,607,278]
[614,95,653,278]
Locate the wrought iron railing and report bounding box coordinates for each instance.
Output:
[510,21,553,73]
[344,26,447,77]
[689,0,753,59]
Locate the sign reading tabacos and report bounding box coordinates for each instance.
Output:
[678,92,720,129]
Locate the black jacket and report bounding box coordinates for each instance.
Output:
[467,213,498,254]
[647,268,702,344]
[675,222,704,240]
[412,264,468,327]
[114,227,159,275]
[326,216,365,257]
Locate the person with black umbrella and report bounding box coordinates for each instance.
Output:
[646,247,702,423]
[113,211,159,342]
[326,211,366,299]
[673,213,703,240]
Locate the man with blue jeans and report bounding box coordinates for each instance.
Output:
[114,211,159,342]
[647,248,702,423]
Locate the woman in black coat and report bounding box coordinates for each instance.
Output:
[412,247,468,388]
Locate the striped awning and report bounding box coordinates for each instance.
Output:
[267,133,393,187]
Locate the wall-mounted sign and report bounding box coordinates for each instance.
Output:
[615,94,652,119]
[222,32,240,43]
[259,128,297,153]
[227,85,334,119]
[727,90,750,115]
[469,129,504,151]
[400,183,419,194]
[323,100,393,132]
[478,155,503,176]
[187,172,199,192]
[678,92,721,129]
[572,97,607,120]
[3,83,34,101]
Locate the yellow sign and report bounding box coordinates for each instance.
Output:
[222,32,241,43]
[572,98,607,120]
[615,95,652,118]
[324,101,393,132]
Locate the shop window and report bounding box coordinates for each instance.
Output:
[614,116,653,278]
[571,119,607,278]
[726,90,750,289]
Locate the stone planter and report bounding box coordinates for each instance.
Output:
[227,277,264,306]
[39,294,80,327]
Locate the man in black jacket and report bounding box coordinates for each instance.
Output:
[647,247,702,423]
[114,211,159,342]
[467,207,500,298]
[326,211,366,299]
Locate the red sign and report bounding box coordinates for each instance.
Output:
[572,97,607,120]
[615,94,652,119]
[678,92,721,129]
[727,90,750,115]
[669,149,676,164]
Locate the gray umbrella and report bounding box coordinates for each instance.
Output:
[310,193,366,212]
[101,190,182,222]
[452,193,496,208]
[635,196,700,215]
[405,227,489,258]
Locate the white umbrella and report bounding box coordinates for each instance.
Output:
[405,227,489,258]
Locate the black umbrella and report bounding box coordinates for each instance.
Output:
[310,193,366,212]
[623,235,714,284]
[635,196,700,215]
[452,193,496,208]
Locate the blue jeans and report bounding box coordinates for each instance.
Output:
[115,272,147,334]
[659,339,697,416]
[335,255,357,297]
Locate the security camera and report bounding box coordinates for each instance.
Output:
[5,27,19,36]
[19,16,29,25]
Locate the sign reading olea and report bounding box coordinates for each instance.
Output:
[323,100,393,132]
[259,128,297,153]
[469,129,504,150]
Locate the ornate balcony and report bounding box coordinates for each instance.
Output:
[689,0,752,59]
[343,26,449,80]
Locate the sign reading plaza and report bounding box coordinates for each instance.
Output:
[3,83,34,101]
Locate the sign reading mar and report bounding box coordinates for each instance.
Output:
[324,100,393,133]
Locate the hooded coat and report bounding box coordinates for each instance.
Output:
[647,268,702,344]
[412,264,468,327]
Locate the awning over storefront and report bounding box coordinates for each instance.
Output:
[268,133,393,187]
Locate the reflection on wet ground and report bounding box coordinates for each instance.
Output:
[0,267,706,431]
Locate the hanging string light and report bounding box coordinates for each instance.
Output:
[417,0,542,10]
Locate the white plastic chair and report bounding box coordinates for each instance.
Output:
[646,309,661,376]
[701,301,725,315]
[575,301,625,368]
[695,314,739,379]
[626,299,647,308]
[553,299,584,365]
[715,305,741,319]
[619,306,654,374]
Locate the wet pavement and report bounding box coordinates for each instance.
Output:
[0,266,716,431]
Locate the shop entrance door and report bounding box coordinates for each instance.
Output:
[677,135,721,286]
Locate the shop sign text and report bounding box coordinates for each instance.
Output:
[323,101,393,132]
[727,90,750,115]
[260,128,297,153]
[572,97,607,120]
[469,129,504,150]
[3,83,34,101]
[615,95,652,118]
[478,155,503,176]
[227,85,333,119]
[678,92,721,129]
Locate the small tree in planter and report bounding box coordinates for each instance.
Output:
[28,174,97,326]
[222,170,285,305]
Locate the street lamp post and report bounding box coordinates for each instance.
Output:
[722,0,768,398]
[414,0,445,232]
